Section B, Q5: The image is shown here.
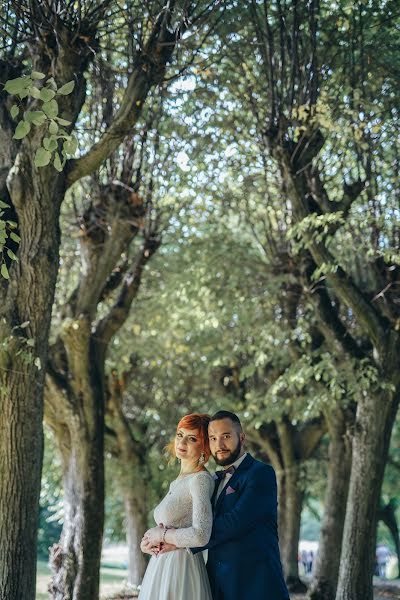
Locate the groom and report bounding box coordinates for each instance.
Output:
[155,410,290,600]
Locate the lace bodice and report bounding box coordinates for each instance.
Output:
[153,470,214,548]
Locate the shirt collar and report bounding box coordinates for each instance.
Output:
[216,451,247,474]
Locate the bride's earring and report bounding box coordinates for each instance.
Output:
[198,452,205,466]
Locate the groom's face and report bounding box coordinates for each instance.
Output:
[208,418,245,466]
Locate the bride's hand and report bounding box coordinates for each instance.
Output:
[140,537,161,555]
[143,525,164,545]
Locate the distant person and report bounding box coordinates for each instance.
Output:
[376,545,391,578]
[152,410,290,600]
[139,413,214,600]
[307,550,314,574]
[301,549,308,575]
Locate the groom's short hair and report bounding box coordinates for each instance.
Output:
[210,410,243,432]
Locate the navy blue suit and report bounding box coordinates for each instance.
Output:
[194,454,289,600]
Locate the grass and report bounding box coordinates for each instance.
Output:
[36,559,128,599]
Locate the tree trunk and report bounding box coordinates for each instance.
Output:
[277,420,307,593]
[250,417,325,594]
[308,407,352,600]
[280,468,306,592]
[335,390,399,600]
[276,468,286,554]
[49,416,104,600]
[0,164,64,599]
[124,492,148,586]
[0,364,44,600]
[47,322,105,600]
[107,371,150,587]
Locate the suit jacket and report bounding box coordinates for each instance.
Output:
[193,454,289,600]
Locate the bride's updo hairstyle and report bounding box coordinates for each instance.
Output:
[166,413,211,463]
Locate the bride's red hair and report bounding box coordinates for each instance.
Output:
[166,413,211,462]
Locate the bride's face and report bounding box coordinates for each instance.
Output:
[175,427,202,464]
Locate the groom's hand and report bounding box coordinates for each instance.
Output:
[158,542,177,555]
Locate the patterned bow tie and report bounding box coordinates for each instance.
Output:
[215,465,236,481]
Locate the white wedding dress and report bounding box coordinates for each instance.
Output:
[138,470,214,600]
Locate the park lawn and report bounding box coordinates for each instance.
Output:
[36,559,128,599]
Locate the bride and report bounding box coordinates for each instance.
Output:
[139,413,214,600]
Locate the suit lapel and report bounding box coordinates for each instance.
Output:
[214,453,254,514]
[211,478,219,512]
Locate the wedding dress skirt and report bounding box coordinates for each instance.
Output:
[138,548,212,600]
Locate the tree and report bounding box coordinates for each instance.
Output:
[180,3,399,598]
[0,2,221,598]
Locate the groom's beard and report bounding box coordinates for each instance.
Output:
[212,439,242,466]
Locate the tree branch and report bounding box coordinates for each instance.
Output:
[95,234,160,351]
[274,147,390,352]
[296,416,327,459]
[301,254,367,360]
[66,7,178,186]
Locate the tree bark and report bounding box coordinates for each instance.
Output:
[335,390,399,600]
[123,487,148,586]
[47,319,105,600]
[107,371,150,587]
[49,420,104,600]
[277,419,307,593]
[0,163,65,600]
[0,365,45,600]
[279,470,306,591]
[308,407,352,600]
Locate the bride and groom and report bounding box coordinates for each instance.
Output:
[139,410,290,600]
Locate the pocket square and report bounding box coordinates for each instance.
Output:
[226,485,236,495]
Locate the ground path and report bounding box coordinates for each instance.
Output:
[291,580,400,600]
[105,583,400,600]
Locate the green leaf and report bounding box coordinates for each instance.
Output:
[0,200,10,209]
[55,117,72,126]
[1,263,9,279]
[30,86,41,100]
[34,357,42,370]
[63,136,78,155]
[10,104,19,119]
[46,77,57,90]
[53,153,63,172]
[49,120,59,135]
[57,80,75,95]
[25,111,46,126]
[43,137,58,151]
[34,147,52,168]
[7,249,18,261]
[42,99,59,118]
[10,232,21,243]
[40,88,56,102]
[31,71,46,80]
[26,338,35,347]
[4,76,30,95]
[13,120,31,140]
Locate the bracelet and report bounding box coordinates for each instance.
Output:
[161,526,168,544]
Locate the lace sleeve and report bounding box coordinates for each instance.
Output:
[166,472,214,548]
